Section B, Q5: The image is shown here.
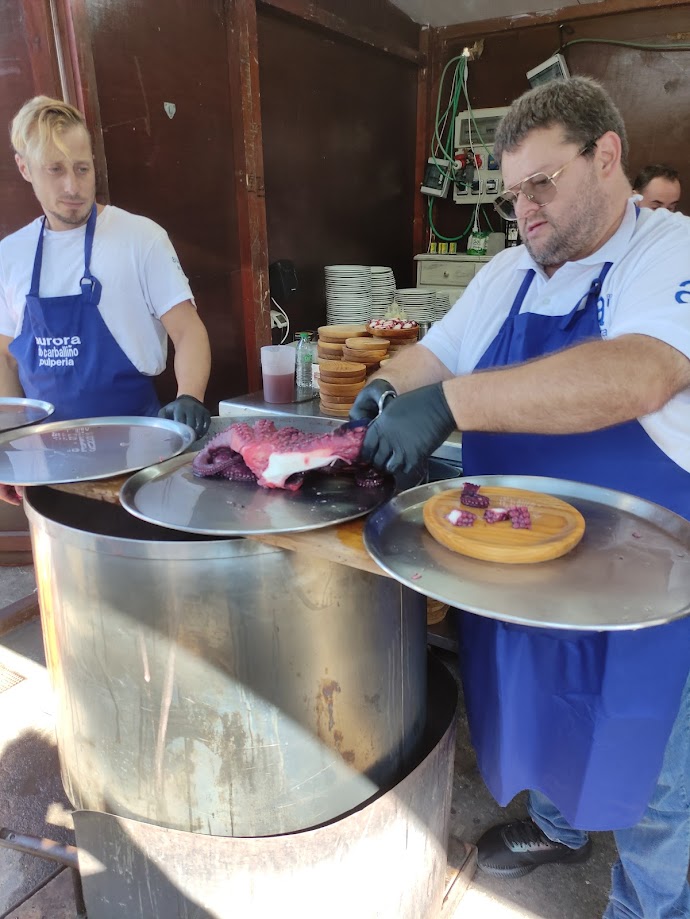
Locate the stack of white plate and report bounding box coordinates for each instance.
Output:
[370,267,396,318]
[433,290,453,321]
[325,265,372,324]
[395,287,436,324]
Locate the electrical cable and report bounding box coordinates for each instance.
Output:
[431,55,466,181]
[270,296,290,344]
[558,38,690,54]
[426,57,500,249]
[462,62,491,160]
[433,65,460,159]
[428,197,475,242]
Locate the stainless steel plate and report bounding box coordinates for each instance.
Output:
[0,416,196,486]
[0,397,54,432]
[119,414,406,536]
[364,475,690,631]
[120,454,397,536]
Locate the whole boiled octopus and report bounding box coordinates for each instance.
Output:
[192,418,384,491]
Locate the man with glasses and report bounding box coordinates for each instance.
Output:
[351,76,690,919]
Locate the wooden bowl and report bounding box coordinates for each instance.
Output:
[367,325,419,340]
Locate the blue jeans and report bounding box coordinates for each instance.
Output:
[528,668,690,919]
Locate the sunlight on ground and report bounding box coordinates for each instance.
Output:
[456,888,542,919]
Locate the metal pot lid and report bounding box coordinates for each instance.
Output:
[119,414,416,536]
[364,475,690,632]
[0,416,196,486]
[0,397,54,433]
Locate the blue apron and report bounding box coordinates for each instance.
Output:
[460,259,690,830]
[9,205,160,421]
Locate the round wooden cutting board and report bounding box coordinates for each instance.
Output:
[423,486,586,564]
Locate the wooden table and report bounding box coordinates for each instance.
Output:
[50,477,389,578]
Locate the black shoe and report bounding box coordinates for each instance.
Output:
[477,818,592,878]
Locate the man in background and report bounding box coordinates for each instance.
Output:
[0,96,213,504]
[633,163,682,211]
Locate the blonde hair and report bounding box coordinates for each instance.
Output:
[11,96,89,162]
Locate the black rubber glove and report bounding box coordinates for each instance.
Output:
[158,395,212,438]
[361,383,455,475]
[349,378,396,423]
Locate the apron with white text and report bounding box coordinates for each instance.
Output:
[460,259,690,830]
[9,204,159,421]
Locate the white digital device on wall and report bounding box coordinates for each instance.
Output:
[452,106,509,206]
[526,53,570,88]
[421,157,453,197]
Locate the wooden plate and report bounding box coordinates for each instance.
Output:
[318,379,366,397]
[342,348,383,364]
[345,337,390,351]
[319,401,351,417]
[319,371,365,385]
[423,486,585,564]
[318,324,369,342]
[317,359,366,377]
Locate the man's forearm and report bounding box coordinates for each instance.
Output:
[369,342,453,394]
[444,334,690,434]
[173,322,211,402]
[0,339,23,397]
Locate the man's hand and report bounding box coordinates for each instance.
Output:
[0,483,23,506]
[361,383,455,475]
[349,379,396,423]
[159,395,211,438]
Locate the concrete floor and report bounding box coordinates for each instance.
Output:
[0,606,617,918]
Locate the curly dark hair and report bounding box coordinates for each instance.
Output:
[494,76,629,168]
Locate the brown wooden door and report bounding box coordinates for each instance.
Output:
[0,0,63,237]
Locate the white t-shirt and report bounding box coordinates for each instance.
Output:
[422,200,690,473]
[0,205,194,375]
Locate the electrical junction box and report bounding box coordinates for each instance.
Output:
[421,157,454,197]
[527,53,570,88]
[453,106,509,206]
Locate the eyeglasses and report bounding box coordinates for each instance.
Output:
[493,141,597,222]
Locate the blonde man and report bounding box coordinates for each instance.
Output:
[0,96,212,503]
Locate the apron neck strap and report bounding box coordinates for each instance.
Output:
[508,269,536,318]
[585,261,614,304]
[29,203,99,297]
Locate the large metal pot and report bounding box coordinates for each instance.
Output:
[25,487,427,836]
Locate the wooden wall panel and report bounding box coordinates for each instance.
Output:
[427,4,690,243]
[84,0,246,411]
[257,9,419,336]
[0,0,62,237]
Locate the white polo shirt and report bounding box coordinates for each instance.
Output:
[422,199,690,473]
[0,205,194,376]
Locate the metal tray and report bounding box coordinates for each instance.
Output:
[0,416,196,486]
[119,414,415,536]
[120,454,401,536]
[364,475,690,631]
[0,397,54,432]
